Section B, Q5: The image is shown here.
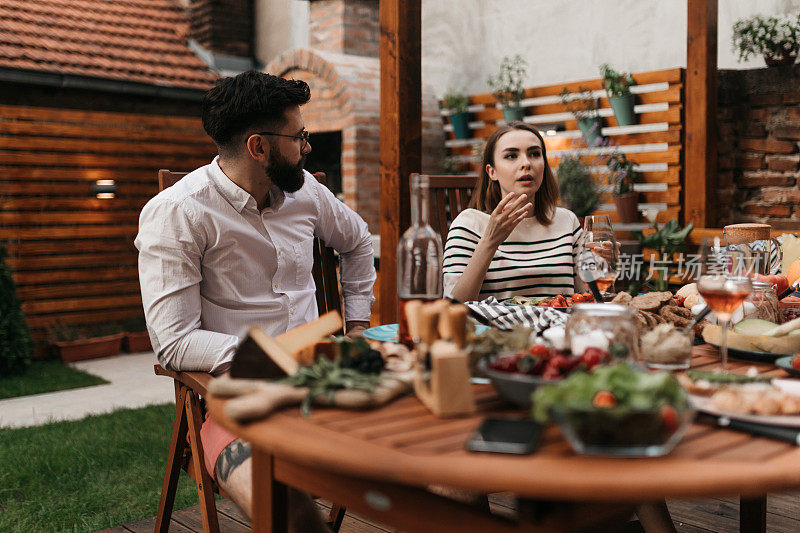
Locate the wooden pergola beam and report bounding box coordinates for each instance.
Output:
[378,0,421,324]
[684,0,718,228]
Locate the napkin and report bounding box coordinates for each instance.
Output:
[464,297,569,332]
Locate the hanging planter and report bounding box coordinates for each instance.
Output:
[488,54,528,125]
[449,111,470,139]
[502,105,525,123]
[600,63,637,126]
[614,192,640,223]
[732,14,800,68]
[764,46,798,66]
[577,117,603,146]
[561,86,604,147]
[606,151,640,223]
[609,93,636,126]
[442,89,471,140]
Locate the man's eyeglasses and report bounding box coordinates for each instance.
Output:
[256,130,310,150]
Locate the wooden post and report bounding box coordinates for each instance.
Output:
[379,0,422,324]
[684,0,718,228]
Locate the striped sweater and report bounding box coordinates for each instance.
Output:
[443,207,583,300]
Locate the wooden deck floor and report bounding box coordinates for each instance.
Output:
[99,492,800,532]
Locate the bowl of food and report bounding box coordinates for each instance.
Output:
[640,323,693,370]
[478,343,610,408]
[532,363,693,456]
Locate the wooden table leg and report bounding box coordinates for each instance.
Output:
[635,500,676,533]
[740,496,766,533]
[252,449,288,533]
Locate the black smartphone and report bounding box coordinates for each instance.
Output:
[465,417,544,455]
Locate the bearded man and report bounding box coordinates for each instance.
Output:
[135,71,376,531]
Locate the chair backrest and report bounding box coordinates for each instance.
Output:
[425,174,478,244]
[156,169,343,323]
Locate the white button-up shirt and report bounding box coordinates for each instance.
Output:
[135,158,376,374]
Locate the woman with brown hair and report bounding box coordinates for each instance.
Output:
[443,121,583,302]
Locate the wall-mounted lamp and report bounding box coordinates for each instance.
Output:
[91,179,117,199]
[538,122,566,136]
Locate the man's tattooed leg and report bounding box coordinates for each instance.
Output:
[216,439,251,483]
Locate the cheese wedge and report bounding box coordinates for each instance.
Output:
[275,310,343,354]
[702,325,758,352]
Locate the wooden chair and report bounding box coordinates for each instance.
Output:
[424,174,477,244]
[153,169,346,532]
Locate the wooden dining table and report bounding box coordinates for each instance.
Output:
[207,344,800,533]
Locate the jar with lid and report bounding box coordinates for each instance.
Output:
[779,293,800,324]
[746,280,779,323]
[564,303,639,361]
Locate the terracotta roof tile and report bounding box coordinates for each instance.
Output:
[0,0,218,90]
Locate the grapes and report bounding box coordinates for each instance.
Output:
[341,348,384,375]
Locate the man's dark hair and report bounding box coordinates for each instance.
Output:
[202,70,311,155]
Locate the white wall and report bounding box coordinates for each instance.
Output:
[255,0,309,67]
[422,0,800,98]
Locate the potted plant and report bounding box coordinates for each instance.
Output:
[560,87,603,147]
[49,321,124,363]
[606,151,639,223]
[442,88,471,139]
[600,63,636,126]
[732,14,800,66]
[487,54,527,122]
[631,219,694,292]
[122,316,152,353]
[556,154,600,222]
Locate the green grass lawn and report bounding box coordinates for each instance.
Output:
[0,360,108,400]
[0,403,197,532]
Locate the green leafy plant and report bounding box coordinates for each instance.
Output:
[630,219,694,292]
[0,244,33,375]
[732,13,800,62]
[47,321,83,343]
[439,155,460,174]
[89,322,124,337]
[122,316,148,333]
[487,54,527,108]
[605,151,638,196]
[559,86,600,121]
[282,357,380,416]
[599,63,636,97]
[557,154,600,217]
[441,88,469,113]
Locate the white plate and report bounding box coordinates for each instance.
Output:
[690,379,800,428]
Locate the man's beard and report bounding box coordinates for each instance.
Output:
[266,149,305,193]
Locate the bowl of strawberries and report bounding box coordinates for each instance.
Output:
[478,343,610,408]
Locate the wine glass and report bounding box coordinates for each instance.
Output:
[577,216,619,299]
[697,237,753,373]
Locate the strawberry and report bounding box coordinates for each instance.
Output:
[529,344,551,359]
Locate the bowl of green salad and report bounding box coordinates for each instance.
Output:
[531,363,694,457]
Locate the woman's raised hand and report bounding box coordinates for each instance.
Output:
[481,192,533,249]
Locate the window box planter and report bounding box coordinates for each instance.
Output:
[123,331,152,353]
[53,333,124,363]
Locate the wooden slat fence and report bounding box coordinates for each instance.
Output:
[0,104,217,352]
[442,67,685,232]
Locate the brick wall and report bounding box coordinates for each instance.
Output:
[310,0,379,57]
[269,49,444,234]
[718,66,800,230]
[189,0,253,57]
